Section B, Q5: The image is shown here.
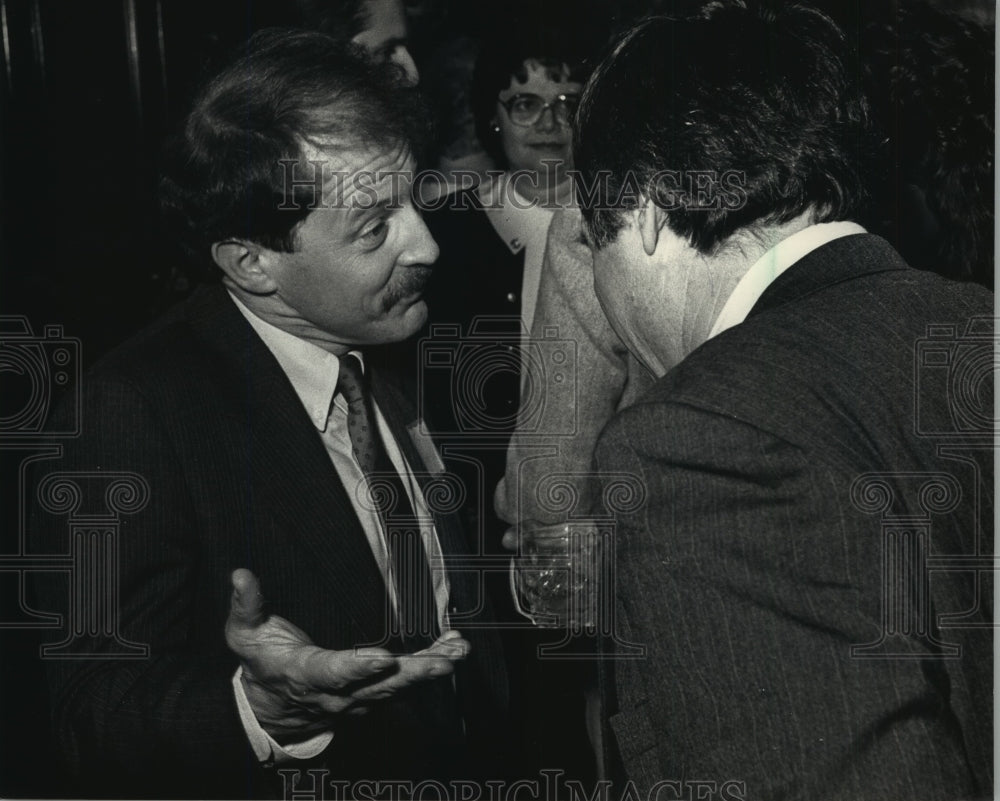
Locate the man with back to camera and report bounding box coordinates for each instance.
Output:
[570,2,993,798]
[29,30,511,799]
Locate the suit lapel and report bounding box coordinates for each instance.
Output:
[185,285,389,639]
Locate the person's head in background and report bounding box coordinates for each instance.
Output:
[472,25,592,206]
[289,0,419,82]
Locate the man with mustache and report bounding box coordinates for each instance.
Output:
[31,30,511,798]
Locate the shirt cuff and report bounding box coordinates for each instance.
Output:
[232,667,334,763]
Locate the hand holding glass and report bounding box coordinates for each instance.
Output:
[510,522,601,629]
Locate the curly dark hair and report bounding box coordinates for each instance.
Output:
[576,0,875,254]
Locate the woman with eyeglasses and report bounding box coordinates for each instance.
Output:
[477,44,583,210]
[413,25,593,470]
[420,27,590,340]
[404,23,600,784]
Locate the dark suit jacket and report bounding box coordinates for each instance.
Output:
[595,235,993,800]
[30,284,510,799]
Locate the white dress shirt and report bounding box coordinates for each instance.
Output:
[228,292,450,763]
[709,221,867,339]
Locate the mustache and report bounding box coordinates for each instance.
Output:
[383,265,433,310]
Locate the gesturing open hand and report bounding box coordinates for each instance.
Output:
[224,568,469,744]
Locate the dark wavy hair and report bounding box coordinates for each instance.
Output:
[576,1,874,253]
[471,24,594,168]
[159,28,429,273]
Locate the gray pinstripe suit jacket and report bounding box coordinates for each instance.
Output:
[596,234,993,800]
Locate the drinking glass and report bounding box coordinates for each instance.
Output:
[510,521,601,629]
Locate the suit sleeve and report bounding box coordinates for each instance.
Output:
[498,207,653,526]
[595,400,982,801]
[29,373,268,797]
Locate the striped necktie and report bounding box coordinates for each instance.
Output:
[336,354,439,650]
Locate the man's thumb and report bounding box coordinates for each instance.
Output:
[228,568,266,628]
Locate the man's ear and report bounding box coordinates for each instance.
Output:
[637,194,666,257]
[210,240,277,294]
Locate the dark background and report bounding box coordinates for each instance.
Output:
[0,1,993,796]
[0,0,994,363]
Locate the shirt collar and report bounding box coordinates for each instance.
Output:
[708,221,867,340]
[228,291,361,432]
[479,173,556,254]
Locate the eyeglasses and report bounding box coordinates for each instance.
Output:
[498,93,580,127]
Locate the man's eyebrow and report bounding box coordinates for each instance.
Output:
[347,195,402,220]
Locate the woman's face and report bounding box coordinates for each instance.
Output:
[495,60,582,181]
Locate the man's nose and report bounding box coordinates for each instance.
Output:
[401,206,439,266]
